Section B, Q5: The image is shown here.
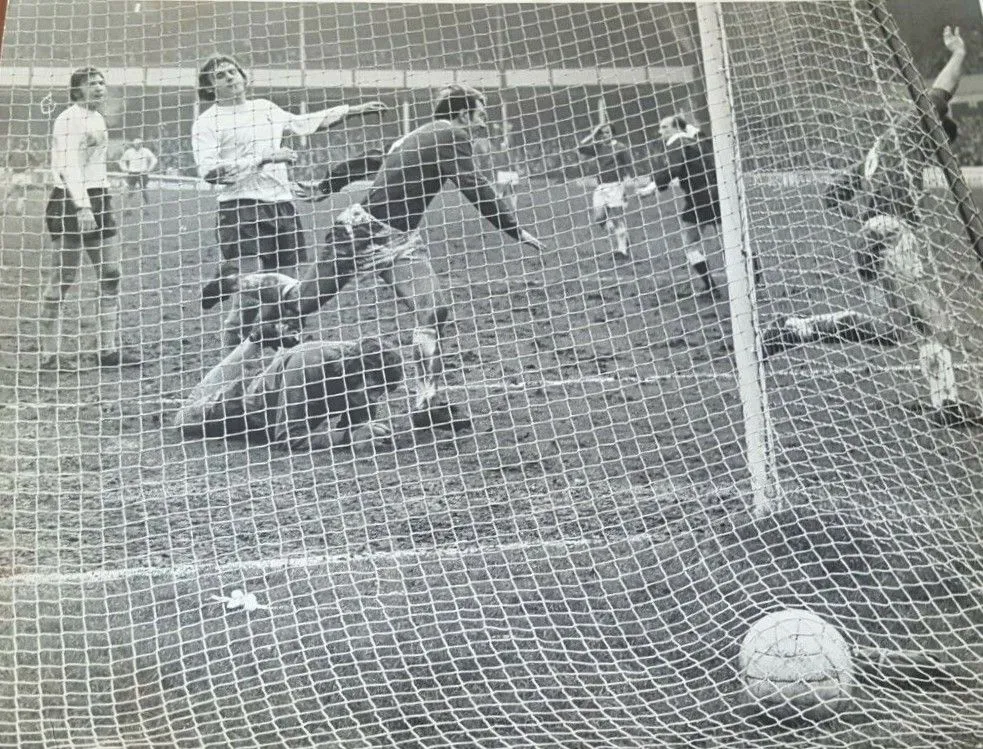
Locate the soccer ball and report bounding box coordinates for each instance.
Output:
[738,609,855,720]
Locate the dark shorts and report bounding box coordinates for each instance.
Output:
[124,173,150,189]
[217,199,308,272]
[45,187,117,243]
[681,187,721,227]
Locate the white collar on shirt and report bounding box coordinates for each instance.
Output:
[665,125,703,147]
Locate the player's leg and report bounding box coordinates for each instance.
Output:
[379,251,470,432]
[37,189,84,367]
[140,174,150,204]
[37,240,82,368]
[679,222,719,297]
[759,309,902,358]
[202,201,261,310]
[173,337,261,437]
[85,192,140,367]
[880,230,982,426]
[607,203,629,259]
[262,201,309,274]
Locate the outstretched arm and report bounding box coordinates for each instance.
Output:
[932,26,966,97]
[444,136,545,250]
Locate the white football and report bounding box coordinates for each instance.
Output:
[738,609,855,719]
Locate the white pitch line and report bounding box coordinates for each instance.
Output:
[7,361,975,413]
[3,516,676,589]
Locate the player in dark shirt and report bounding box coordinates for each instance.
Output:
[252,84,546,434]
[578,124,636,258]
[174,334,403,450]
[761,26,982,427]
[653,115,723,297]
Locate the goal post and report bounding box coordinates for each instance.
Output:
[1,1,982,747]
[696,1,779,517]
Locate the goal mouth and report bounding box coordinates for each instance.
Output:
[2,1,982,746]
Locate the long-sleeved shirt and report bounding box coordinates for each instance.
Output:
[824,88,954,226]
[50,104,110,209]
[361,119,522,240]
[119,147,158,174]
[653,130,718,207]
[191,98,350,203]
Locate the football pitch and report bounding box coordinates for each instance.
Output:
[0,178,981,747]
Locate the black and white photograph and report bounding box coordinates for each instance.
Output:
[0,1,981,746]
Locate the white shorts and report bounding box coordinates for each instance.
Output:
[336,203,426,274]
[496,170,520,187]
[10,172,31,188]
[592,182,626,211]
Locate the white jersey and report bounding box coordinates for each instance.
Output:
[119,147,157,174]
[50,104,110,207]
[192,98,349,203]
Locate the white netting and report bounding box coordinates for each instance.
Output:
[1,1,981,747]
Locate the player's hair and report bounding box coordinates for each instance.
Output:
[348,338,403,394]
[197,54,248,103]
[432,84,485,121]
[69,67,105,102]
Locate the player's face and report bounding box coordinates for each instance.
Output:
[464,100,488,138]
[599,125,613,141]
[658,117,677,140]
[210,62,247,104]
[78,75,107,108]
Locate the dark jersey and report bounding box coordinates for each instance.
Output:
[653,133,720,225]
[653,133,717,204]
[238,340,390,443]
[825,87,954,225]
[360,120,521,240]
[578,139,633,184]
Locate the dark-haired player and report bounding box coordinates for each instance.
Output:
[191,53,388,308]
[252,84,546,433]
[577,123,635,258]
[38,67,142,368]
[174,335,403,450]
[760,26,982,427]
[652,114,725,297]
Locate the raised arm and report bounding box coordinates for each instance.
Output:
[932,26,966,97]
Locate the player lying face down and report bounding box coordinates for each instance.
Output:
[174,331,403,451]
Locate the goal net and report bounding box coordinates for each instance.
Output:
[1,1,981,746]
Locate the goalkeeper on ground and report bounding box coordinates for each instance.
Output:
[173,331,403,451]
[761,26,982,427]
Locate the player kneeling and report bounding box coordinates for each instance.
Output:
[173,335,403,450]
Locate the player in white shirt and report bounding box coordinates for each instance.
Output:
[118,138,158,205]
[191,54,387,309]
[39,67,141,369]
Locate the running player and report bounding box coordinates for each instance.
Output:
[760,26,982,427]
[250,84,546,434]
[191,53,388,309]
[577,123,635,258]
